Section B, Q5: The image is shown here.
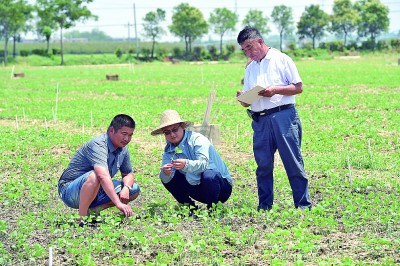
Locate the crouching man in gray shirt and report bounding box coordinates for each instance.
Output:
[58,114,140,226]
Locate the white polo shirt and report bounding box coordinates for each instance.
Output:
[243,48,302,112]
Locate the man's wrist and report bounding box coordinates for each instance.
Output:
[123,184,132,192]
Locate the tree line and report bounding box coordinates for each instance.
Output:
[0,0,392,65]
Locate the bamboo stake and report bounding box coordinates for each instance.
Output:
[55,83,59,122]
[15,115,19,131]
[82,123,85,134]
[49,247,53,266]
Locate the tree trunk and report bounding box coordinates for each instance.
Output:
[13,36,17,58]
[60,26,65,65]
[151,39,155,59]
[3,34,9,65]
[46,37,50,54]
[219,34,223,55]
[279,31,283,51]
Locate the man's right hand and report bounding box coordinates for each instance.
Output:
[116,202,133,218]
[161,163,173,175]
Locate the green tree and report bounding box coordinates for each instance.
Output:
[209,7,238,55]
[143,8,166,59]
[297,4,329,49]
[36,0,58,54]
[40,0,97,65]
[169,3,208,56]
[242,9,270,36]
[355,0,389,50]
[271,5,294,51]
[0,0,32,64]
[331,0,359,46]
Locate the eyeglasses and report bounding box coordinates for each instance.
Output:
[163,125,181,136]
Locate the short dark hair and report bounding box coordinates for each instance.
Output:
[109,114,135,131]
[237,26,263,45]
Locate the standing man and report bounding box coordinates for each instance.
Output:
[58,114,140,226]
[151,110,232,212]
[236,26,311,211]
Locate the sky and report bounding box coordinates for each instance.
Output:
[29,0,400,41]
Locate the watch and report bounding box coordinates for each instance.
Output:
[123,184,133,192]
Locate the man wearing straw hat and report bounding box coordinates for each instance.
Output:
[151,110,232,212]
[58,114,140,226]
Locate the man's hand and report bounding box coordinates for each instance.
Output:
[236,90,251,107]
[171,159,186,170]
[119,186,130,204]
[115,202,133,218]
[258,86,276,97]
[161,163,173,175]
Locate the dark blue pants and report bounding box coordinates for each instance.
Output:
[252,106,311,210]
[163,169,232,209]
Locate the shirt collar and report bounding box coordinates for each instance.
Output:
[106,133,120,154]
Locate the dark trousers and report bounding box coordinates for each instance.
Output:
[163,170,232,209]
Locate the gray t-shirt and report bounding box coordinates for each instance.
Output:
[58,133,132,190]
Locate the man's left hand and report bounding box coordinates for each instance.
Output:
[258,86,276,97]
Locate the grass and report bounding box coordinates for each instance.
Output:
[0,54,399,265]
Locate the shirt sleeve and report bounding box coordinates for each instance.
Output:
[283,54,302,85]
[85,139,108,168]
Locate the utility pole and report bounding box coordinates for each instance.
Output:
[127,22,131,50]
[133,3,139,59]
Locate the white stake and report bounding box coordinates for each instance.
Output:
[15,115,19,131]
[49,247,53,266]
[82,123,85,134]
[55,83,59,122]
[10,66,15,79]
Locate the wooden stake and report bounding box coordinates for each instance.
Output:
[15,115,19,131]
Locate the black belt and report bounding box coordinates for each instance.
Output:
[247,104,294,122]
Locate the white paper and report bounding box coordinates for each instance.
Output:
[236,85,264,104]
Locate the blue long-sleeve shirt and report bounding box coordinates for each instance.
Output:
[159,130,232,186]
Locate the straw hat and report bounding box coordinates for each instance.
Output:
[151,110,193,136]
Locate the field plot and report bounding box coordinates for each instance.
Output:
[0,56,399,265]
